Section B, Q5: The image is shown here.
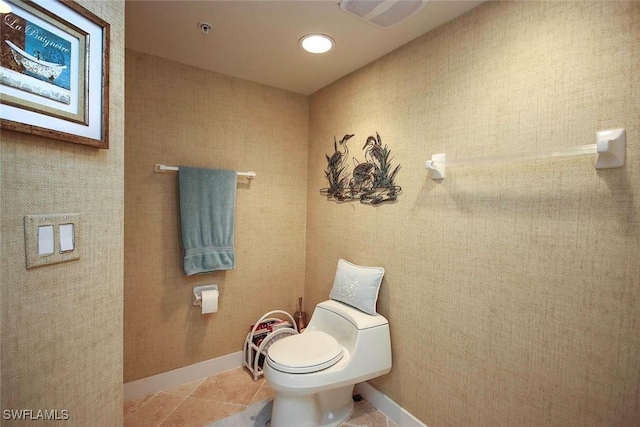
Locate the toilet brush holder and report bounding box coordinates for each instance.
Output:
[294,311,307,330]
[294,296,307,330]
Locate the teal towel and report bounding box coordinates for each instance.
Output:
[178,166,236,275]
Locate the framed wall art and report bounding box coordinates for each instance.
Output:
[0,0,110,148]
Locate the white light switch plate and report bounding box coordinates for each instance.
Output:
[24,214,81,269]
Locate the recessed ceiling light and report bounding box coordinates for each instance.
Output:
[299,34,334,54]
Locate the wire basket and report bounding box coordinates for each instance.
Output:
[243,310,298,381]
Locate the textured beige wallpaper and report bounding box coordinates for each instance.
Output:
[124,50,308,381]
[307,1,639,426]
[0,1,124,426]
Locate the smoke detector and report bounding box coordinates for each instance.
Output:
[339,0,428,29]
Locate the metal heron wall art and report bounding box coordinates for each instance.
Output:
[320,133,402,205]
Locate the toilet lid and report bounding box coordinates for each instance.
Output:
[267,330,344,374]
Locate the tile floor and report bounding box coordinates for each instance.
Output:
[123,367,398,427]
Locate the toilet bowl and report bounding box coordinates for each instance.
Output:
[264,299,391,427]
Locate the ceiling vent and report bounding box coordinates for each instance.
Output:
[339,0,428,29]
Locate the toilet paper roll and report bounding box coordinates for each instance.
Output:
[201,289,219,314]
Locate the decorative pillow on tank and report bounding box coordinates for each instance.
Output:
[329,258,385,315]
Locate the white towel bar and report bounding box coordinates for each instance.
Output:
[154,163,256,179]
[425,128,625,180]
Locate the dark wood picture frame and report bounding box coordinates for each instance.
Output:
[0,0,110,148]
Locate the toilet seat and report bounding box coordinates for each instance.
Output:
[267,330,344,374]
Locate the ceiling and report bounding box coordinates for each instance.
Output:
[125,0,485,95]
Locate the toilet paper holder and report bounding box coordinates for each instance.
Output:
[193,284,218,306]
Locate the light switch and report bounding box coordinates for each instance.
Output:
[59,223,74,252]
[38,225,54,256]
[25,214,80,269]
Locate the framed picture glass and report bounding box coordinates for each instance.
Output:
[0,0,110,148]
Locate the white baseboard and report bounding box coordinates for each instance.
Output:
[123,351,243,401]
[355,381,427,427]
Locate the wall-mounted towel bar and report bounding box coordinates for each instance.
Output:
[155,163,256,179]
[425,128,626,180]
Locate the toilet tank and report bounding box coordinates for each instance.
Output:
[307,300,389,356]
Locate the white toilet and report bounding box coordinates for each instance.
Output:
[264,299,392,427]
